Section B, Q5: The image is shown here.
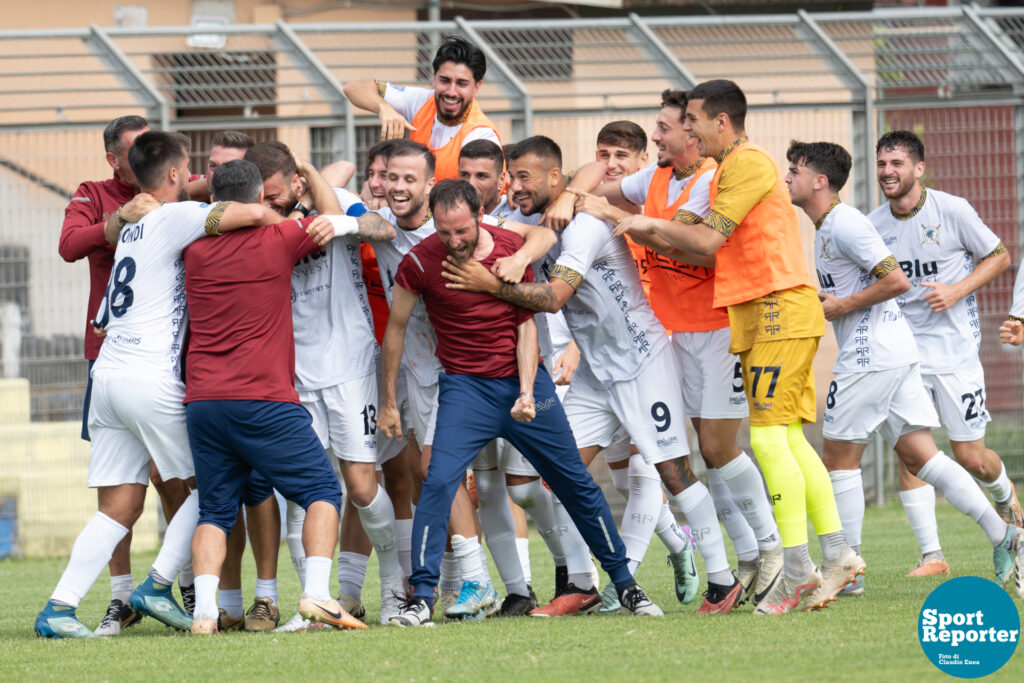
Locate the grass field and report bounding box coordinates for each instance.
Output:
[1,500,1022,682]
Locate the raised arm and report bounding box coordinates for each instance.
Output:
[512,317,539,422]
[614,214,715,268]
[819,256,909,321]
[320,160,356,189]
[378,284,418,439]
[342,79,416,141]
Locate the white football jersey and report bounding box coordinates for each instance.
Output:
[620,161,712,214]
[373,206,443,387]
[92,201,214,378]
[869,188,1001,373]
[292,188,378,392]
[383,84,500,151]
[553,212,669,389]
[816,202,919,374]
[1009,265,1024,319]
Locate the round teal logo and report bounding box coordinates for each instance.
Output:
[918,576,1020,678]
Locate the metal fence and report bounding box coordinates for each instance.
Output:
[2,5,1024,556]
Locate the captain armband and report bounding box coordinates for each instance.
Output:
[672,209,703,225]
[550,264,583,291]
[982,243,1008,260]
[870,255,899,279]
[705,210,737,238]
[204,201,234,236]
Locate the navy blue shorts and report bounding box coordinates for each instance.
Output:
[81,360,94,442]
[243,470,275,508]
[185,399,342,535]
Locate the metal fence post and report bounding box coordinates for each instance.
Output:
[85,24,169,131]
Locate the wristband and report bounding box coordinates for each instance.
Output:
[293,201,311,217]
[518,392,534,402]
[326,215,359,236]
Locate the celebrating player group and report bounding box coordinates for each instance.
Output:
[37,35,1024,638]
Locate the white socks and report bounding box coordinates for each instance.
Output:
[396,518,413,579]
[508,479,565,565]
[337,551,370,599]
[620,456,661,565]
[918,452,1008,547]
[303,555,332,601]
[553,497,597,590]
[979,462,1014,505]
[110,574,134,604]
[451,534,489,585]
[219,588,243,618]
[516,537,532,585]
[150,489,199,585]
[440,552,461,592]
[829,469,864,552]
[354,486,402,585]
[706,466,758,562]
[655,505,689,555]
[51,511,128,608]
[255,578,278,605]
[717,453,781,551]
[473,469,528,597]
[671,481,731,584]
[900,484,942,555]
[286,500,306,584]
[194,574,219,619]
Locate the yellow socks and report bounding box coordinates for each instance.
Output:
[787,420,843,536]
[748,424,807,547]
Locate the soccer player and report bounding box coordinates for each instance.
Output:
[615,79,863,614]
[241,141,402,629]
[869,130,1024,575]
[445,136,744,615]
[35,131,286,638]
[575,110,783,609]
[383,179,662,626]
[343,36,500,180]
[787,140,1024,602]
[58,115,195,635]
[459,139,508,216]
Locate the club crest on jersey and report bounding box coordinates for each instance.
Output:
[819,237,833,261]
[921,224,941,245]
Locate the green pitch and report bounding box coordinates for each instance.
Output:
[2,500,1022,681]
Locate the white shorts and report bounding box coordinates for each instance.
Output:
[87,369,194,487]
[597,434,632,465]
[299,372,378,464]
[376,367,410,466]
[563,344,690,465]
[670,328,748,419]
[822,364,940,445]
[922,362,991,442]
[406,373,438,449]
[473,438,540,477]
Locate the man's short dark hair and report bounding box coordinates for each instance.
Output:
[365,139,402,176]
[210,159,263,203]
[244,140,297,181]
[688,79,747,132]
[127,130,190,190]
[597,121,647,154]
[429,178,481,217]
[433,35,486,82]
[876,130,925,163]
[103,115,148,153]
[786,141,852,193]
[459,139,504,175]
[659,89,690,124]
[508,136,562,170]
[211,130,255,151]
[388,139,436,179]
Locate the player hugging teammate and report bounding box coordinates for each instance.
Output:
[36,41,1024,638]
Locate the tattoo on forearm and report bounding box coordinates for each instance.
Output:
[497,281,558,312]
[357,213,394,242]
[655,457,698,495]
